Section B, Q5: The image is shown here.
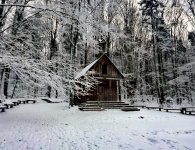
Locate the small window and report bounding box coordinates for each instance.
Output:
[102,64,107,74]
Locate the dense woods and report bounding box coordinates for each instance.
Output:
[0,0,194,106]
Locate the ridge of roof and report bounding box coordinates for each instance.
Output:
[75,54,124,79]
[103,54,124,79]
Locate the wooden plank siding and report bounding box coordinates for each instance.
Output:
[76,79,118,102]
[92,56,122,79]
[74,54,123,104]
[96,79,117,101]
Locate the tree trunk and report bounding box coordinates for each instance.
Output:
[0,0,6,28]
[0,68,5,99]
[11,75,19,98]
[3,68,10,99]
[47,86,51,98]
[47,20,58,97]
[84,43,88,65]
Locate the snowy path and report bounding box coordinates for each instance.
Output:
[0,103,195,150]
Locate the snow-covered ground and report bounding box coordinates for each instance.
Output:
[0,103,195,150]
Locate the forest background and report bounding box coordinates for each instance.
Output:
[0,0,195,106]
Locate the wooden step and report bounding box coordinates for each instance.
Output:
[79,106,102,110]
[103,106,129,109]
[84,105,130,108]
[85,103,127,105]
[79,107,104,111]
[85,103,129,106]
[81,108,104,111]
[80,101,132,110]
[100,103,129,106]
[86,102,126,103]
[104,106,129,109]
[86,101,125,104]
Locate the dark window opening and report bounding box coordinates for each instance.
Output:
[102,64,107,74]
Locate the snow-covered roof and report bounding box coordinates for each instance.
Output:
[75,54,124,79]
[75,59,99,79]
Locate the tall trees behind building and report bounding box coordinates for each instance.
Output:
[0,0,194,105]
